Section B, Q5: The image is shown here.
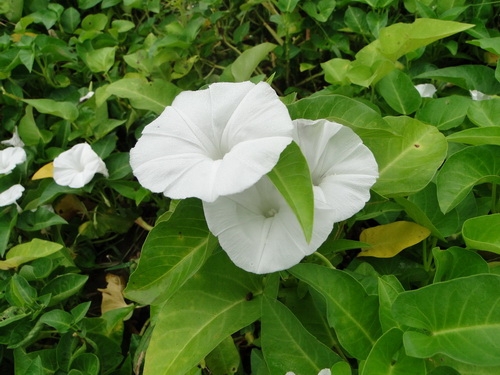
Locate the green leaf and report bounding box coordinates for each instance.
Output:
[105,153,132,180]
[142,252,263,375]
[301,0,336,22]
[378,275,405,332]
[267,141,314,243]
[0,210,17,257]
[433,246,489,283]
[60,7,81,33]
[376,69,422,114]
[436,145,500,213]
[41,274,89,306]
[204,336,239,375]
[71,353,100,375]
[0,239,64,270]
[392,274,500,366]
[18,106,54,145]
[468,36,500,55]
[230,43,276,82]
[447,126,500,146]
[105,77,180,114]
[463,214,500,254]
[16,206,68,232]
[261,297,343,375]
[6,274,37,307]
[344,7,368,35]
[124,199,217,305]
[415,95,471,130]
[361,328,426,375]
[39,310,74,333]
[290,263,382,360]
[276,0,300,12]
[81,46,116,73]
[467,98,500,127]
[365,116,448,197]
[416,65,500,94]
[22,99,78,121]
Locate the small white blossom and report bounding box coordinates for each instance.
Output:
[286,369,331,375]
[1,127,24,147]
[0,184,25,212]
[53,143,108,188]
[79,91,95,103]
[470,90,492,101]
[0,147,27,174]
[414,83,437,98]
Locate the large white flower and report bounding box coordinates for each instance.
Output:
[414,83,437,98]
[0,147,26,174]
[53,143,108,188]
[203,119,378,274]
[0,184,25,210]
[130,81,294,202]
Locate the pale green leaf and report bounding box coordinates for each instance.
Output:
[22,99,78,121]
[267,141,314,243]
[467,98,500,127]
[231,43,276,82]
[204,336,239,375]
[463,214,500,254]
[433,246,489,283]
[415,95,471,130]
[378,275,405,332]
[376,69,422,115]
[0,239,64,270]
[447,127,500,146]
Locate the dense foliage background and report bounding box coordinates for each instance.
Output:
[1,0,500,374]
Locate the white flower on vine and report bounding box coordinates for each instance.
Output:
[469,90,492,101]
[414,83,437,98]
[203,119,378,274]
[129,81,293,202]
[0,147,26,175]
[53,143,108,188]
[286,369,331,375]
[0,184,25,212]
[1,127,24,147]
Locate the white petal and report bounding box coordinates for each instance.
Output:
[469,89,492,101]
[130,81,293,202]
[0,147,27,174]
[1,127,25,147]
[293,119,378,222]
[318,369,332,375]
[203,177,335,274]
[0,184,25,207]
[53,143,108,188]
[285,372,296,375]
[414,83,437,98]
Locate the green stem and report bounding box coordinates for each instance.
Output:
[492,183,498,214]
[312,252,335,269]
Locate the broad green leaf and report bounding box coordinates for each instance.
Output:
[344,7,368,35]
[71,353,100,375]
[0,210,17,257]
[301,0,336,22]
[230,43,276,82]
[105,153,132,180]
[105,77,180,114]
[143,252,263,375]
[433,247,489,283]
[331,361,352,375]
[378,275,405,332]
[60,7,80,33]
[18,106,53,146]
[267,141,314,243]
[447,127,500,146]
[430,354,500,375]
[124,199,217,305]
[41,274,89,306]
[22,99,78,121]
[436,145,500,213]
[204,336,239,375]
[16,206,68,232]
[416,65,500,94]
[261,297,343,375]
[361,328,426,375]
[365,116,447,196]
[39,310,74,333]
[376,69,422,114]
[393,274,500,366]
[321,58,351,85]
[81,14,108,31]
[463,214,500,254]
[290,263,382,360]
[415,95,471,130]
[276,0,300,12]
[467,98,500,127]
[468,36,500,55]
[0,239,63,270]
[287,94,391,132]
[358,221,430,258]
[6,274,37,307]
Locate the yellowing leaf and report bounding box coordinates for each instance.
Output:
[53,194,86,221]
[32,162,54,180]
[97,274,133,317]
[358,221,430,258]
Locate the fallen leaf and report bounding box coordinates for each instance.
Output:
[98,273,133,317]
[358,221,431,258]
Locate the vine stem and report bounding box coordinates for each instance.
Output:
[312,252,336,269]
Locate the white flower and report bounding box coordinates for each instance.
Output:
[0,184,25,211]
[1,127,24,147]
[470,89,492,101]
[203,119,378,274]
[0,147,27,174]
[130,81,294,202]
[53,143,108,188]
[286,369,331,375]
[79,91,95,103]
[292,119,378,223]
[414,83,437,98]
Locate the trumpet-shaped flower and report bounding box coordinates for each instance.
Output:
[0,147,26,175]
[1,127,24,147]
[203,119,378,274]
[414,83,437,98]
[0,184,25,211]
[53,143,108,188]
[470,90,492,101]
[286,369,331,375]
[130,81,293,202]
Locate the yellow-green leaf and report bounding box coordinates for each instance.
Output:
[32,162,54,180]
[358,221,430,258]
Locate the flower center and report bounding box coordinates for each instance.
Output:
[264,208,278,218]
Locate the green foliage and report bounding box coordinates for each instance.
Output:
[1,0,500,374]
